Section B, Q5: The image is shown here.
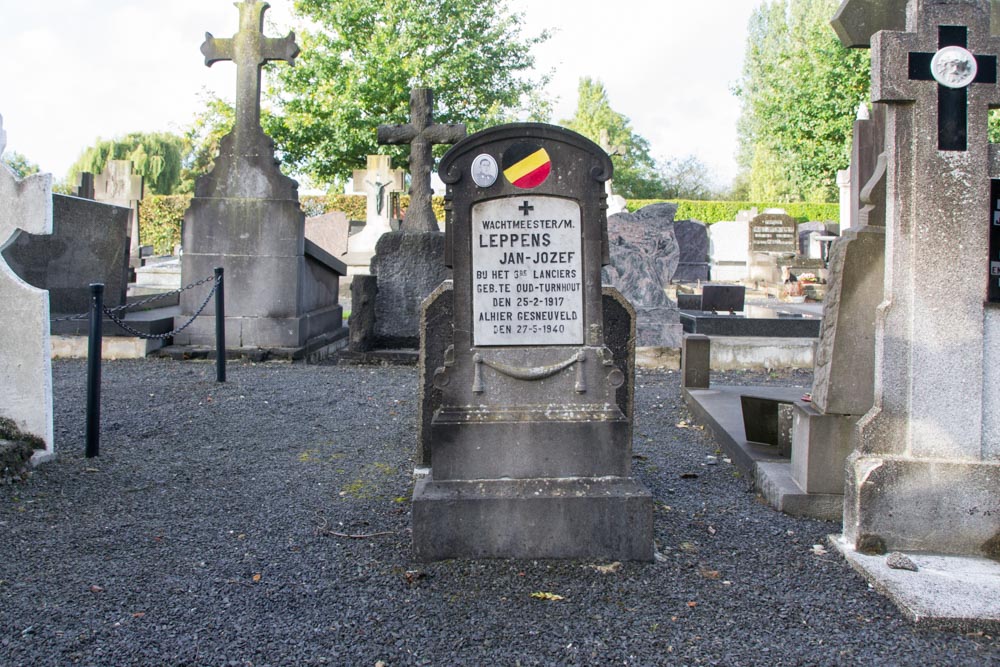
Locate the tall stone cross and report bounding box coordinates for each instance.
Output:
[201,1,299,144]
[377,88,466,233]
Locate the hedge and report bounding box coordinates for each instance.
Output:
[626,199,840,224]
[140,194,448,255]
[140,195,837,255]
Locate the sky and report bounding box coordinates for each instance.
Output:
[0,0,763,189]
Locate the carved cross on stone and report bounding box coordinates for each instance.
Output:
[873,4,1000,152]
[377,88,466,233]
[201,1,299,140]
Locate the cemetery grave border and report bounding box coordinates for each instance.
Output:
[51,269,227,457]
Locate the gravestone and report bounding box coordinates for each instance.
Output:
[0,113,54,460]
[797,221,828,258]
[94,160,143,269]
[603,203,682,347]
[348,155,406,256]
[74,171,95,199]
[412,123,653,560]
[176,0,346,355]
[837,0,1000,566]
[3,195,131,315]
[748,210,798,284]
[348,89,463,353]
[709,218,750,282]
[305,211,350,258]
[673,219,710,282]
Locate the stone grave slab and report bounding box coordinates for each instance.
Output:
[3,195,130,315]
[673,219,710,282]
[0,113,54,459]
[413,122,653,560]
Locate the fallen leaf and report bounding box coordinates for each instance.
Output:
[251,573,262,583]
[707,526,717,535]
[589,562,622,575]
[675,421,691,429]
[89,585,104,593]
[403,570,425,585]
[530,591,565,601]
[132,612,145,618]
[687,601,698,608]
[699,569,720,580]
[680,472,699,479]
[810,544,828,556]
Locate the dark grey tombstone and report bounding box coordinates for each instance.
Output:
[673,219,710,282]
[797,221,827,256]
[412,123,653,561]
[74,172,95,200]
[176,1,346,354]
[750,212,798,254]
[3,194,130,314]
[701,284,745,313]
[602,203,682,347]
[741,395,794,450]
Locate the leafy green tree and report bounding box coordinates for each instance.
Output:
[659,155,718,201]
[560,77,665,199]
[734,0,870,202]
[66,132,186,195]
[264,0,549,185]
[1,151,40,179]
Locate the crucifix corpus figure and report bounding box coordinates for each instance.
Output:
[378,88,466,233]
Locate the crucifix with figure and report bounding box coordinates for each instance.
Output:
[200,0,299,148]
[378,88,466,233]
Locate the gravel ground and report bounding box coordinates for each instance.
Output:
[1,359,996,666]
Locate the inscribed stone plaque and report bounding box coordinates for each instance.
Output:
[749,213,797,254]
[472,196,583,346]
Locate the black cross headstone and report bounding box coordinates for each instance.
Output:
[906,25,997,150]
[378,88,466,233]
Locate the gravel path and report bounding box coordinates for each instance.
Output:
[1,359,996,666]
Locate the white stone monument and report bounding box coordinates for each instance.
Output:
[349,155,406,256]
[0,113,54,460]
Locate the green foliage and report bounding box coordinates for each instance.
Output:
[626,199,839,224]
[560,77,664,199]
[659,155,717,201]
[140,195,189,255]
[1,151,40,179]
[734,0,870,202]
[180,96,235,193]
[67,132,186,195]
[266,0,549,185]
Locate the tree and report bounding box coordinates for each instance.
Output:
[560,77,665,199]
[264,0,549,186]
[179,96,235,193]
[734,0,870,202]
[658,155,717,201]
[1,151,40,180]
[66,132,186,195]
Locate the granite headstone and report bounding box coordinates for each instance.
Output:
[673,219,710,282]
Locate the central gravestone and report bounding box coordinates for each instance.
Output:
[412,123,653,561]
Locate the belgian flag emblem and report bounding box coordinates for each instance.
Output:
[502,142,551,189]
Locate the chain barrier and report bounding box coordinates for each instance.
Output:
[102,274,221,340]
[50,273,219,326]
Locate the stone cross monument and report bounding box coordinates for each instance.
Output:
[349,155,406,255]
[835,0,1000,565]
[177,0,347,353]
[377,88,465,232]
[0,113,54,459]
[201,0,298,155]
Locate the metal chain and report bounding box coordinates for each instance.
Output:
[105,273,218,314]
[50,273,218,322]
[102,275,221,340]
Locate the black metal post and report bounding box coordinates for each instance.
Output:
[85,283,104,458]
[215,267,226,383]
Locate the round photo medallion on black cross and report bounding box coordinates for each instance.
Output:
[502,142,551,189]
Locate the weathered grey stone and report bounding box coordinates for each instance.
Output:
[94,160,143,267]
[790,403,859,494]
[305,211,350,258]
[177,2,345,352]
[0,113,54,457]
[843,0,1000,558]
[378,88,465,233]
[413,123,652,561]
[603,203,682,347]
[681,334,711,389]
[348,275,378,352]
[369,231,451,348]
[4,195,130,314]
[831,0,907,48]
[887,552,919,572]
